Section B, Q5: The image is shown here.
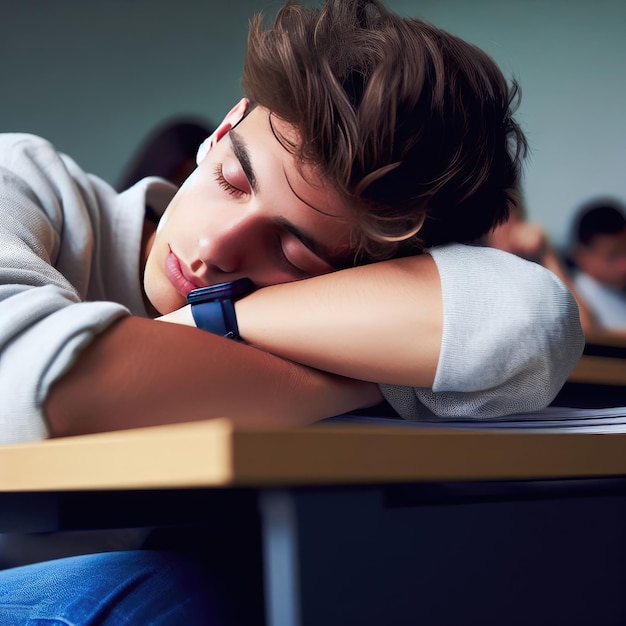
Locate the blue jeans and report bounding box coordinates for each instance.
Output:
[0,550,220,625]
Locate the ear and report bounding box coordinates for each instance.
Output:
[196,98,249,164]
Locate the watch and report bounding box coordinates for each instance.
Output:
[186,278,256,341]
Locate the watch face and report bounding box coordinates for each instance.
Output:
[187,278,256,304]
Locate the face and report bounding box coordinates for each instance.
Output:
[577,230,626,290]
[143,100,355,315]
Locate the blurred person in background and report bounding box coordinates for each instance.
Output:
[569,198,626,331]
[117,117,215,191]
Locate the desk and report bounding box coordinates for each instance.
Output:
[556,330,626,407]
[2,419,626,625]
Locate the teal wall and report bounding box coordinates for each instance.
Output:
[391,0,626,248]
[1,0,275,185]
[2,0,625,248]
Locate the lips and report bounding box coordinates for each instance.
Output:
[165,249,203,296]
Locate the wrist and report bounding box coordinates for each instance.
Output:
[187,278,256,341]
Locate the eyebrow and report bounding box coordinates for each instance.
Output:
[275,217,351,270]
[229,128,351,271]
[229,130,258,193]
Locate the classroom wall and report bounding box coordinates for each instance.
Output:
[2,0,624,249]
[395,0,626,249]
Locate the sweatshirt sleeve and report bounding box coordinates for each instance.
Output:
[380,243,585,420]
[0,134,130,443]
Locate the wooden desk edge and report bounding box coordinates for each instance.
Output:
[2,419,626,491]
[568,354,626,385]
[584,330,626,348]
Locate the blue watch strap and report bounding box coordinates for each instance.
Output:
[190,298,240,340]
[187,278,255,341]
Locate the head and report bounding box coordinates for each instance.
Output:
[243,0,527,260]
[143,0,527,314]
[572,199,626,290]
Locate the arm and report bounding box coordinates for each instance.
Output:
[513,222,598,335]
[159,253,444,388]
[161,243,585,420]
[485,219,598,334]
[45,316,383,438]
[538,249,598,335]
[237,254,443,386]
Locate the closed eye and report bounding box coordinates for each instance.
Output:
[213,164,246,199]
[273,233,310,279]
[273,229,339,280]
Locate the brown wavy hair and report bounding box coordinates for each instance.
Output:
[242,0,528,262]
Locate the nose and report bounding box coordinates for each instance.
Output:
[196,210,258,276]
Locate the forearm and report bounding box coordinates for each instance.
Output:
[235,255,442,387]
[45,316,382,438]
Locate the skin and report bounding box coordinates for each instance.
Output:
[46,99,444,437]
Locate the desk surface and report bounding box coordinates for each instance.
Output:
[567,330,626,385]
[2,418,626,492]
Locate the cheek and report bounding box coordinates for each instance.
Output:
[142,225,186,315]
[143,257,186,315]
[157,188,204,236]
[157,189,188,235]
[156,210,170,234]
